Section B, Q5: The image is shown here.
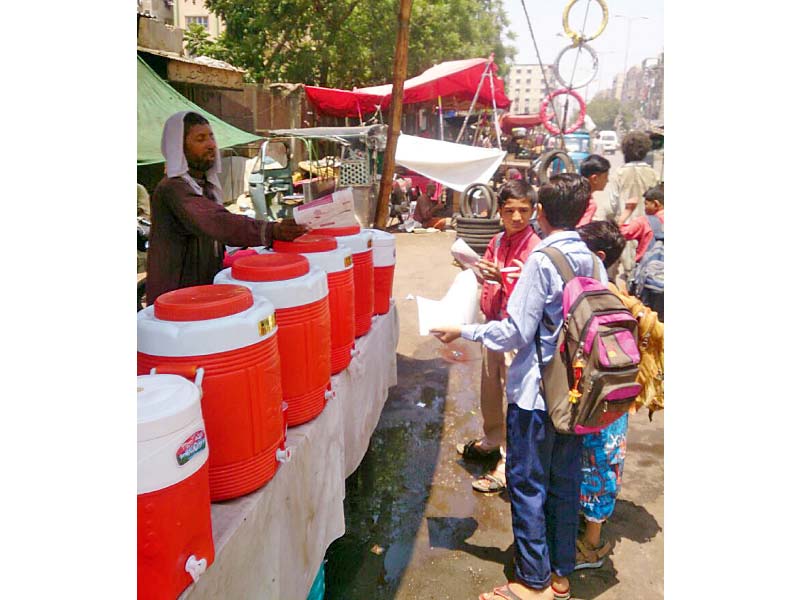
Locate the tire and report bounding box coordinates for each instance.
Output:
[553,42,599,90]
[536,150,575,184]
[562,0,608,44]
[460,183,498,218]
[454,216,502,228]
[539,89,587,135]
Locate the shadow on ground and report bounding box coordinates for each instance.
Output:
[325,353,449,599]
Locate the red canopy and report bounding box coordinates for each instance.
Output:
[305,58,511,118]
[499,113,544,134]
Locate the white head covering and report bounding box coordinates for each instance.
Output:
[161,110,224,204]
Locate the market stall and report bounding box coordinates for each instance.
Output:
[176,304,400,600]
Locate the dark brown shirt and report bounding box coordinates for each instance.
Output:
[145,176,273,305]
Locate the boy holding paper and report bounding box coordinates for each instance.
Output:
[455,180,540,494]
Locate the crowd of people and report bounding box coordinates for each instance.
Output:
[434,131,663,600]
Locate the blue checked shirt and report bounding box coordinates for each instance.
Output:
[461,231,607,411]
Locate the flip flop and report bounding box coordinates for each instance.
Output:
[478,583,525,600]
[552,583,571,600]
[457,439,501,461]
[472,473,506,494]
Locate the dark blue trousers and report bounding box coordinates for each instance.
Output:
[506,404,583,589]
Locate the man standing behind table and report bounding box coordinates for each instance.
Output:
[605,132,659,286]
[146,111,307,305]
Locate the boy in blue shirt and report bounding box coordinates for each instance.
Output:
[433,173,604,600]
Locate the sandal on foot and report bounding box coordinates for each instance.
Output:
[552,583,571,600]
[472,473,506,493]
[478,583,525,600]
[457,439,501,461]
[574,537,612,570]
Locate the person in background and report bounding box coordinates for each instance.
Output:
[432,173,601,600]
[573,220,628,571]
[413,181,448,230]
[617,184,664,263]
[456,180,541,495]
[606,132,659,286]
[576,154,611,227]
[146,111,306,304]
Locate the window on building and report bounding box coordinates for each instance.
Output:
[185,15,209,29]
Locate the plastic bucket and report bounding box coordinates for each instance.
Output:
[272,235,355,374]
[215,254,332,426]
[364,229,395,315]
[137,284,286,502]
[137,372,214,600]
[314,226,374,337]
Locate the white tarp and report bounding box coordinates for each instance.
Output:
[395,134,506,192]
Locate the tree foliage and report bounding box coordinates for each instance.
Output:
[183,23,214,57]
[585,96,619,131]
[202,0,515,86]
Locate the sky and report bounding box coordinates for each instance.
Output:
[501,0,664,101]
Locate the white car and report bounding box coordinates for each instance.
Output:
[598,131,619,155]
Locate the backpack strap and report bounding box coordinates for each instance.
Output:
[537,246,576,284]
[646,215,664,241]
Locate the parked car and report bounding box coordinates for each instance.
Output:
[598,130,619,155]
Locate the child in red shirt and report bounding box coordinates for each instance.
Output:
[577,154,611,227]
[456,179,541,494]
[618,184,664,263]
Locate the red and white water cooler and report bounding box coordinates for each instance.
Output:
[215,254,333,426]
[137,284,287,502]
[272,235,356,375]
[364,229,396,315]
[137,372,214,600]
[314,226,374,337]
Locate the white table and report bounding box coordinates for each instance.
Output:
[180,303,399,600]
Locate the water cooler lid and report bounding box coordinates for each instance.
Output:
[231,253,310,281]
[314,225,361,237]
[273,234,337,254]
[137,374,203,441]
[154,284,254,322]
[365,228,396,247]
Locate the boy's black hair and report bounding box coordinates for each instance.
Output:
[537,173,590,229]
[644,183,664,206]
[497,179,536,208]
[579,154,611,177]
[183,112,210,139]
[577,220,627,269]
[621,131,652,162]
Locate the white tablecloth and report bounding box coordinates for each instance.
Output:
[180,303,399,600]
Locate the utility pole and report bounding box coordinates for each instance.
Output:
[373,0,413,229]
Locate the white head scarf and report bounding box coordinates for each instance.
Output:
[161,110,224,204]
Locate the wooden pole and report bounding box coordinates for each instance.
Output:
[374,0,413,230]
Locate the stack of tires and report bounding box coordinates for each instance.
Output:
[453,183,503,257]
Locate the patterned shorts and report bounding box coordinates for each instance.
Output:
[579,413,629,522]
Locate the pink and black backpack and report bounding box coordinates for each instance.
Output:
[535,247,641,435]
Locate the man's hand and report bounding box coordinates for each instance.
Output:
[477,258,501,283]
[272,218,308,241]
[429,325,462,344]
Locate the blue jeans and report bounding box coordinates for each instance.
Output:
[506,405,583,589]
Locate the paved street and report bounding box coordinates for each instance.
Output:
[325,209,664,599]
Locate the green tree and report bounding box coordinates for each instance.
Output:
[183,23,214,57]
[204,0,515,86]
[585,96,620,130]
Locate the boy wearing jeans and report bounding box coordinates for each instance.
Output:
[433,173,605,600]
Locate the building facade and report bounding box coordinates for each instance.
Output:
[174,0,225,38]
[505,64,555,115]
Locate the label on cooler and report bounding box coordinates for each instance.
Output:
[176,431,207,466]
[258,313,277,336]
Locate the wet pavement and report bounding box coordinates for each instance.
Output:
[325,227,663,600]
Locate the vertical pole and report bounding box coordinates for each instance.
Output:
[374,0,413,230]
[455,59,492,144]
[438,95,444,140]
[485,54,503,150]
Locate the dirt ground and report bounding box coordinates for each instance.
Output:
[324,226,664,600]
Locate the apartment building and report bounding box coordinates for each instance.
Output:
[505,64,555,115]
[174,0,225,38]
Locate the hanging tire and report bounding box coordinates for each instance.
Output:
[553,42,599,89]
[562,0,608,44]
[536,150,575,185]
[460,183,498,218]
[539,89,586,135]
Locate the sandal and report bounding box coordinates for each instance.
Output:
[574,538,611,570]
[478,583,525,600]
[551,583,571,599]
[472,473,506,494]
[457,439,501,461]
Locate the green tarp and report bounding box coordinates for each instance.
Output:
[137,56,261,165]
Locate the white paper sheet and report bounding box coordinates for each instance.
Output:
[416,269,479,335]
[293,187,359,229]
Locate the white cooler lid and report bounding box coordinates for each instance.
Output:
[138,374,203,442]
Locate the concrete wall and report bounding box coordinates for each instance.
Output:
[137,15,183,54]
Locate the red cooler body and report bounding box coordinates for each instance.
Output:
[215,254,333,426]
[365,228,396,315]
[137,373,214,600]
[315,226,374,337]
[272,235,355,374]
[137,285,286,502]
